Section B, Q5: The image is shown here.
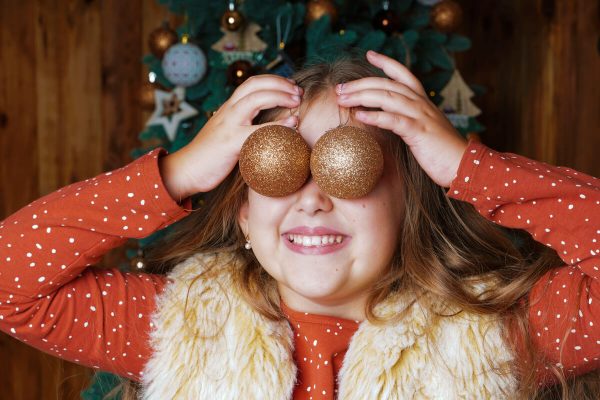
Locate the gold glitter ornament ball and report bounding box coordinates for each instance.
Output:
[311,126,384,199]
[239,125,311,197]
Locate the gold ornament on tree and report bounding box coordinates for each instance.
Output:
[305,0,338,25]
[148,21,178,59]
[226,59,255,86]
[430,0,463,32]
[221,0,245,31]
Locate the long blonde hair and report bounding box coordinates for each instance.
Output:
[109,53,598,399]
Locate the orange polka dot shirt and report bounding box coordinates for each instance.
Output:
[0,142,598,397]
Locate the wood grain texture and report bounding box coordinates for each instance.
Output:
[1,1,166,399]
[0,1,598,399]
[455,0,599,176]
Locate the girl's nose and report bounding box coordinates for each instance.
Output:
[294,177,334,215]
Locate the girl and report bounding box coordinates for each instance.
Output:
[0,50,598,399]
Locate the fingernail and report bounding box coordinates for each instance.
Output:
[292,95,301,102]
[286,78,296,83]
[336,83,344,95]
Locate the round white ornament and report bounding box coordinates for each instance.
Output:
[162,43,207,87]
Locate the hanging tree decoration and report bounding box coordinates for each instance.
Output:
[430,0,463,32]
[264,10,296,78]
[372,0,401,36]
[439,68,482,136]
[221,0,245,32]
[211,20,268,65]
[305,0,338,25]
[148,21,179,59]
[212,3,267,86]
[226,60,255,87]
[162,31,208,88]
[145,86,198,142]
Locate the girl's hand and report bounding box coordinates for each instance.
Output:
[336,50,468,188]
[160,75,302,199]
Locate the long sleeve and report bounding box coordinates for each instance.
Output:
[448,140,599,383]
[0,148,192,382]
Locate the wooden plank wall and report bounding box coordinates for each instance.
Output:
[0,1,598,399]
[1,1,175,398]
[455,0,600,174]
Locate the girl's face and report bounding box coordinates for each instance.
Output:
[238,89,404,320]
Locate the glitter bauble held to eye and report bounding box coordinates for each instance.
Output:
[311,126,384,199]
[239,125,311,197]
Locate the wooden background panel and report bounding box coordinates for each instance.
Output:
[0,1,39,219]
[0,1,598,399]
[101,0,143,172]
[455,0,600,177]
[1,1,168,399]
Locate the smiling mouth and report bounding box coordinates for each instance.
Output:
[287,234,345,247]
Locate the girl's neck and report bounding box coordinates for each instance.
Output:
[278,285,367,322]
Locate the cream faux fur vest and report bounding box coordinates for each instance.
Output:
[140,252,517,399]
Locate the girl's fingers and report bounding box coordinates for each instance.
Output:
[355,110,419,141]
[338,77,419,101]
[230,89,301,124]
[338,89,421,119]
[365,50,427,97]
[229,74,299,104]
[255,115,298,130]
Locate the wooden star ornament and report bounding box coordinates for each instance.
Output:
[146,87,198,142]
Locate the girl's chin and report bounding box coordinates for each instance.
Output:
[283,278,349,302]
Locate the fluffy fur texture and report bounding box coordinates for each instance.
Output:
[141,252,516,399]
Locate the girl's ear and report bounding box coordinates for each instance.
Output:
[237,200,249,237]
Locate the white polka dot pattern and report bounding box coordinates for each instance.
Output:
[0,148,191,382]
[281,301,359,400]
[449,141,600,384]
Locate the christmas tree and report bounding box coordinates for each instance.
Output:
[82,0,484,397]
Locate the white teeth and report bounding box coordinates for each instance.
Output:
[287,234,344,247]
